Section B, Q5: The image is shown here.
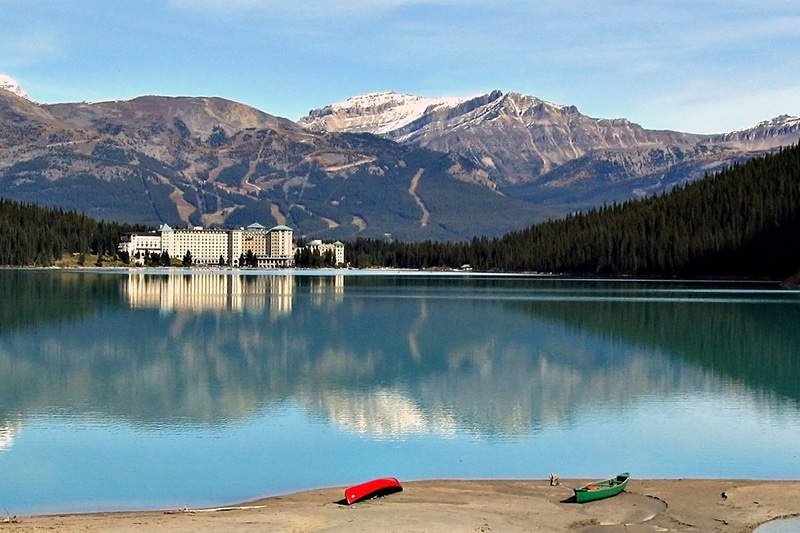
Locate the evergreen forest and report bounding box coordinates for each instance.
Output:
[1,143,799,279]
[0,199,145,266]
[347,144,800,280]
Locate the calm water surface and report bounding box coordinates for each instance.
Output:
[754,517,800,533]
[1,269,799,514]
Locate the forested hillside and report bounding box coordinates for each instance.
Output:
[0,92,549,242]
[3,143,799,278]
[0,199,145,266]
[348,143,800,280]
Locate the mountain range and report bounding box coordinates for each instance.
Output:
[300,91,800,208]
[1,77,798,241]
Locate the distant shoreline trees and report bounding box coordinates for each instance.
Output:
[0,199,147,266]
[347,144,800,280]
[2,143,799,280]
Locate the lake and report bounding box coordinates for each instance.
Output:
[1,269,799,515]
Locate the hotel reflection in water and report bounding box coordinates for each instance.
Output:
[123,272,345,317]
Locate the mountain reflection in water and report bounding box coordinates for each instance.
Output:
[2,271,798,434]
[1,270,799,515]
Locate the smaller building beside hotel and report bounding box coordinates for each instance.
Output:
[307,239,346,266]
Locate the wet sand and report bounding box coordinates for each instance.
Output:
[2,479,798,532]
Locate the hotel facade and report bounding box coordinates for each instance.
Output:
[119,223,297,267]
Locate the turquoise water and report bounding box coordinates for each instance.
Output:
[0,270,799,514]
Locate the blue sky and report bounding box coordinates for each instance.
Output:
[2,0,798,133]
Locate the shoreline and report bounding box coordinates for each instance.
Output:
[8,265,793,286]
[3,478,798,532]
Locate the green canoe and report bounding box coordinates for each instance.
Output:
[573,473,630,503]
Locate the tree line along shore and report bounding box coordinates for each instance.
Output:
[2,143,799,281]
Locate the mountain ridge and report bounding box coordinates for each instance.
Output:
[0,74,30,101]
[0,88,549,241]
[300,90,800,204]
[2,77,799,242]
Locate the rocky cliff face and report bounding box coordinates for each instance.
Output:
[706,115,800,150]
[300,91,800,201]
[300,90,476,135]
[2,81,799,242]
[0,74,29,100]
[301,91,704,185]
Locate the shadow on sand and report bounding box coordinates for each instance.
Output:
[335,486,404,506]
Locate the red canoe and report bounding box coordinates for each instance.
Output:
[344,477,403,505]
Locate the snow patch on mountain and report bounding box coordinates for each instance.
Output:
[300,91,484,135]
[710,114,800,149]
[0,74,31,100]
[728,114,800,135]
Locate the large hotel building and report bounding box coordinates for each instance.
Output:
[119,223,347,268]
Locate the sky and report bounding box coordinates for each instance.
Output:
[1,0,799,134]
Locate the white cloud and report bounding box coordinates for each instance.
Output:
[167,0,493,23]
[0,30,59,68]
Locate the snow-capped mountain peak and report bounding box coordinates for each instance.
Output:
[300,90,484,135]
[750,114,800,131]
[0,74,31,100]
[711,114,800,149]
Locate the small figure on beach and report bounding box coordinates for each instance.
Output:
[549,473,560,486]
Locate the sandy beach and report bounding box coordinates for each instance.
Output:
[2,478,798,532]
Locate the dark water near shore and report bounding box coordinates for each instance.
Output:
[1,269,799,514]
